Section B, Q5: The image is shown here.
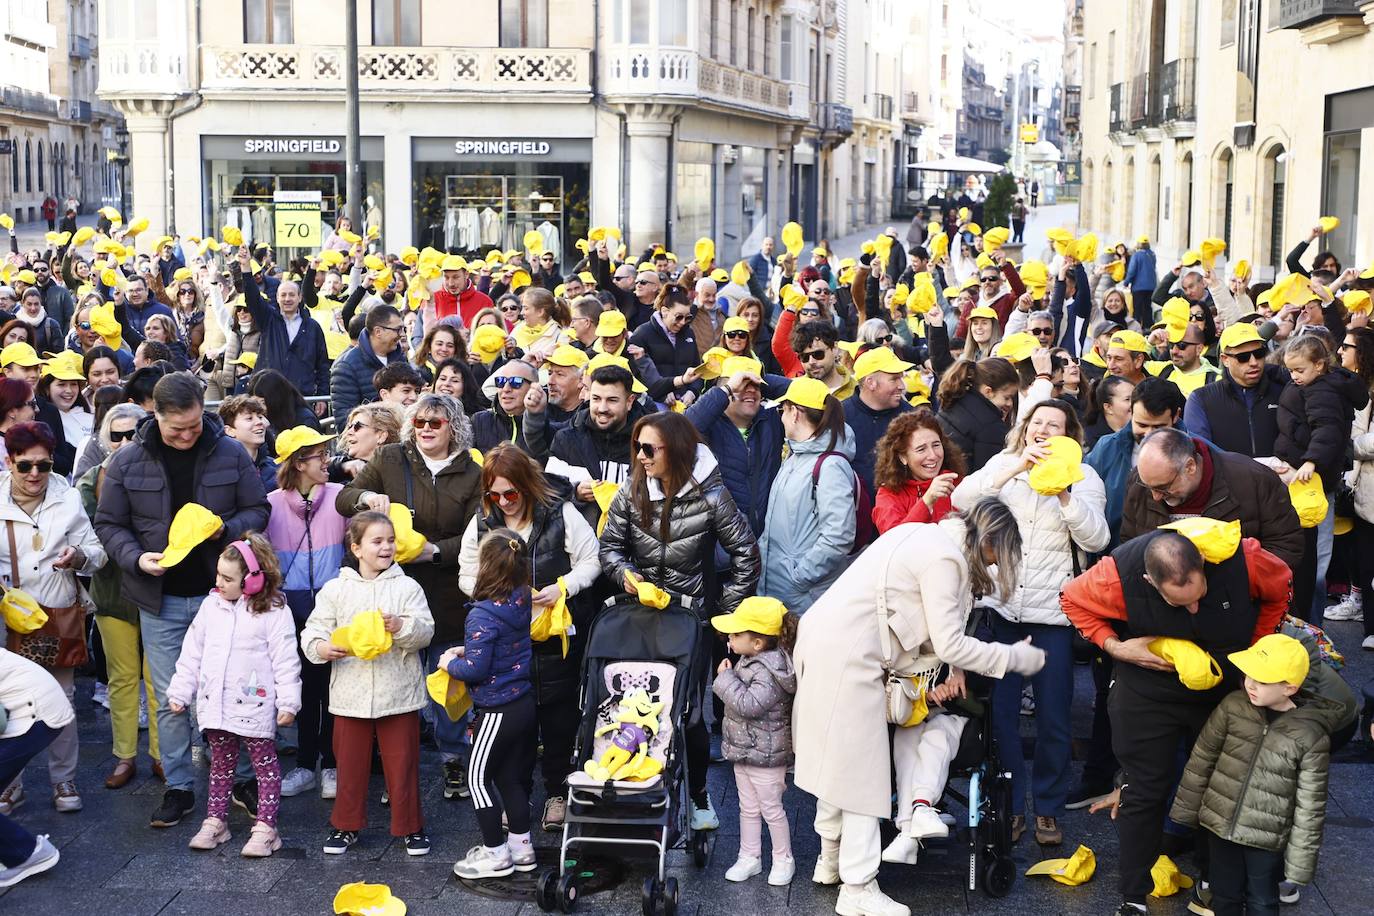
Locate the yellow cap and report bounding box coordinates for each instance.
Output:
[1228,633,1310,687]
[1137,235,1150,246]
[1025,844,1096,886]
[0,342,43,367]
[1159,518,1241,564]
[709,268,729,283]
[711,596,788,636]
[780,285,808,311]
[388,504,427,564]
[1181,249,1202,267]
[398,246,419,266]
[509,269,532,291]
[89,301,122,348]
[730,260,751,286]
[522,229,544,253]
[1027,436,1086,496]
[470,324,508,364]
[333,881,407,916]
[41,350,85,381]
[622,569,671,609]
[330,609,393,660]
[777,376,831,411]
[585,352,647,393]
[694,237,715,266]
[0,587,47,634]
[853,346,915,380]
[529,576,572,656]
[1289,475,1328,527]
[222,226,243,247]
[545,344,590,369]
[1150,638,1224,691]
[158,503,222,568]
[994,331,1040,363]
[982,226,1010,251]
[968,305,999,322]
[1218,323,1264,352]
[275,426,334,463]
[1319,215,1340,234]
[228,352,258,370]
[124,217,149,235]
[440,254,468,272]
[1200,237,1227,270]
[1150,855,1195,898]
[1108,330,1149,353]
[781,221,804,257]
[317,249,346,268]
[1343,290,1372,314]
[15,269,36,286]
[720,355,764,382]
[425,668,473,723]
[723,315,750,335]
[337,229,362,246]
[595,310,628,337]
[0,214,14,232]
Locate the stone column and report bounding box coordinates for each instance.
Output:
[114,98,175,237]
[622,104,683,254]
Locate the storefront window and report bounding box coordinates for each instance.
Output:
[675,142,714,251]
[1321,131,1360,272]
[739,146,768,256]
[411,139,590,269]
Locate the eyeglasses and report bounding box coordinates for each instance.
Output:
[1030,327,1054,337]
[1143,467,1183,499]
[724,330,749,340]
[34,266,49,274]
[13,459,53,475]
[540,255,555,261]
[799,308,821,317]
[874,334,893,345]
[635,441,657,458]
[1172,340,1199,350]
[1340,342,1357,351]
[379,324,404,335]
[412,417,448,430]
[348,421,373,433]
[634,279,656,286]
[494,376,530,389]
[1225,348,1266,364]
[110,428,136,442]
[500,304,521,312]
[800,348,830,362]
[665,312,689,325]
[486,488,520,504]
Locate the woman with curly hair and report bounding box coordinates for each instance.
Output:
[872,409,967,532]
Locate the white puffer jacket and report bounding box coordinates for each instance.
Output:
[951,451,1110,626]
[1347,400,1374,522]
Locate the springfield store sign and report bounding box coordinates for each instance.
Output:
[245,138,342,154]
[454,140,551,156]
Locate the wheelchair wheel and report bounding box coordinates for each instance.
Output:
[691,830,711,867]
[557,873,579,913]
[983,855,1016,898]
[536,868,558,911]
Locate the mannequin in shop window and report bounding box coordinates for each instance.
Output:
[364,196,383,248]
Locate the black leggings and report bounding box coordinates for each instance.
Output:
[294,619,335,771]
[469,693,538,847]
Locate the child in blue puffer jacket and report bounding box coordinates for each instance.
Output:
[439,528,535,882]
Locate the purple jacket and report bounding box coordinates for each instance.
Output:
[167,590,302,740]
[266,483,348,620]
[447,588,533,708]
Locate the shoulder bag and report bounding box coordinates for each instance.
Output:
[3,521,89,669]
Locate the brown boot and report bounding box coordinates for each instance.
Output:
[151,760,165,782]
[1034,815,1062,846]
[1010,814,1026,843]
[105,759,136,790]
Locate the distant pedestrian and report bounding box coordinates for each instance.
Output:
[1030,180,1040,207]
[1011,197,1028,244]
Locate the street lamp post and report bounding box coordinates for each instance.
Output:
[344,0,362,230]
[114,125,130,219]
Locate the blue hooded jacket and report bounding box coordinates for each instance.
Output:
[447,586,533,708]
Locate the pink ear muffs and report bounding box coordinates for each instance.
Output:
[231,540,266,596]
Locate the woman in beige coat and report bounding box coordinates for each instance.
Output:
[793,496,1047,916]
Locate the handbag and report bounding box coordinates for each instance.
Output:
[3,521,89,669]
[876,530,943,727]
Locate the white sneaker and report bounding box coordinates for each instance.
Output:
[0,834,59,888]
[768,855,795,886]
[812,852,840,885]
[690,795,720,831]
[320,768,337,799]
[725,855,762,882]
[835,880,911,916]
[1362,635,1374,651]
[279,767,316,797]
[452,843,515,879]
[92,682,109,710]
[881,834,920,865]
[905,803,949,839]
[1326,592,1363,621]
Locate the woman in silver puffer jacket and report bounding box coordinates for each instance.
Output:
[599,411,760,832]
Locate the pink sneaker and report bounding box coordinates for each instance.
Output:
[188,816,230,850]
[240,821,281,858]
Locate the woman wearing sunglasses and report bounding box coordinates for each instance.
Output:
[629,285,702,405]
[338,393,483,800]
[458,443,599,831]
[0,421,107,815]
[328,403,402,483]
[600,411,760,832]
[77,404,158,791]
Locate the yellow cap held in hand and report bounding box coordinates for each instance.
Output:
[1,587,47,634]
[781,221,804,257]
[530,576,572,657]
[159,503,222,568]
[1289,475,1327,527]
[1159,518,1241,563]
[1027,436,1085,496]
[425,669,473,722]
[330,609,393,660]
[1149,638,1223,691]
[624,570,671,610]
[388,504,427,565]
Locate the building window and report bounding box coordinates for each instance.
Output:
[628,0,649,44]
[1220,0,1236,48]
[779,15,792,80]
[37,143,44,192]
[10,146,17,193]
[372,0,421,45]
[729,1,739,66]
[763,15,771,75]
[243,0,292,43]
[709,0,719,57]
[746,7,756,71]
[1321,131,1361,273]
[1265,145,1286,274]
[499,0,548,48]
[1107,30,1115,83]
[660,0,687,46]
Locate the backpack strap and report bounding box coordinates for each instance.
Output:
[400,448,415,509]
[810,450,844,496]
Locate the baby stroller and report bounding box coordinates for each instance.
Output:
[917,691,1017,897]
[535,593,709,915]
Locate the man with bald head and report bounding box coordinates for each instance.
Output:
[237,245,331,398]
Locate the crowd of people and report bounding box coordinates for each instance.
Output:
[0,204,1368,916]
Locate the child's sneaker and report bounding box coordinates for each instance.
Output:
[320,768,337,799]
[188,817,231,850]
[690,795,719,831]
[768,855,795,887]
[812,852,840,885]
[1326,590,1363,621]
[452,844,514,879]
[404,832,431,857]
[0,783,23,816]
[510,837,537,873]
[725,855,762,882]
[241,822,281,858]
[323,829,359,854]
[443,759,469,799]
[836,880,910,916]
[541,795,566,831]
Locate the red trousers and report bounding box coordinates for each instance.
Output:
[331,711,422,836]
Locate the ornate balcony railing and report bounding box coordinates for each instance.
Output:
[1277,0,1363,28]
[99,39,189,94]
[1160,57,1195,122]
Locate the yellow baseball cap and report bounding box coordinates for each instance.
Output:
[330,609,393,660]
[158,503,222,568]
[0,587,47,634]
[983,226,1010,251]
[1150,855,1194,897]
[720,355,764,382]
[440,254,469,272]
[994,331,1040,363]
[275,426,334,463]
[41,350,85,381]
[711,595,788,636]
[723,315,750,335]
[585,352,647,393]
[853,346,915,380]
[228,352,258,370]
[1159,518,1241,564]
[13,270,36,286]
[317,249,346,268]
[544,344,590,369]
[1108,329,1149,353]
[1289,475,1328,527]
[388,505,427,564]
[967,305,999,322]
[1149,638,1223,691]
[0,342,43,368]
[1343,290,1372,314]
[1025,844,1096,886]
[471,324,508,363]
[333,882,406,916]
[777,376,831,411]
[1219,322,1264,352]
[595,310,627,337]
[709,268,729,284]
[1228,633,1309,687]
[1027,436,1085,496]
[425,669,473,723]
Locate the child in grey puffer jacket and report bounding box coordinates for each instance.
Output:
[711,597,799,887]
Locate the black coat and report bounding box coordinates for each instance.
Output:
[938,391,1010,472]
[1275,366,1368,487]
[630,316,701,401]
[1189,364,1287,458]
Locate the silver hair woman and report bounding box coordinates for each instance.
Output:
[403,393,473,458]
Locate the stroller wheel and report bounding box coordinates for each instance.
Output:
[663,877,680,916]
[536,868,558,912]
[983,855,1016,898]
[691,830,710,868]
[642,876,663,916]
[557,872,579,912]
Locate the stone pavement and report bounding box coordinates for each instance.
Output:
[4,615,1371,915]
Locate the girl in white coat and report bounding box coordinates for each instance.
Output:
[951,398,1109,846]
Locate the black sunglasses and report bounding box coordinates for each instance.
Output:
[348,421,372,433]
[1030,327,1054,336]
[800,348,830,362]
[110,428,136,442]
[724,330,749,340]
[412,417,448,430]
[634,279,655,286]
[980,276,1000,284]
[1226,348,1265,363]
[1172,340,1199,350]
[874,334,893,345]
[78,321,92,331]
[494,376,530,389]
[636,441,657,458]
[14,459,53,474]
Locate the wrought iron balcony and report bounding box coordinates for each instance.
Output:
[1108,82,1124,132]
[873,92,893,120]
[1160,58,1195,122]
[817,101,854,136]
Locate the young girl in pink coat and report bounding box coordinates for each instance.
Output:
[167,532,301,858]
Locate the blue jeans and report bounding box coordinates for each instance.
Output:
[142,595,203,791]
[1310,499,1335,627]
[422,637,471,763]
[989,617,1074,818]
[0,722,59,866]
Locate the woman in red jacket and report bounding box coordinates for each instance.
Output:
[872,409,966,531]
